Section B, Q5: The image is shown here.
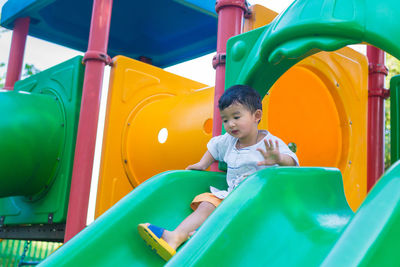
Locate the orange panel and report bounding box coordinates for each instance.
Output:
[95,56,213,217]
[261,48,368,210]
[244,5,278,32]
[262,66,342,167]
[123,88,214,186]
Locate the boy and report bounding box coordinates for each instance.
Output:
[138,85,299,261]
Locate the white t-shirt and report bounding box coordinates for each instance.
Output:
[207,130,299,199]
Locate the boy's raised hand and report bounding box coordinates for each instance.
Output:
[257,139,282,166]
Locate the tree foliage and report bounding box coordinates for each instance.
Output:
[0,62,40,88]
[0,27,40,88]
[385,53,400,169]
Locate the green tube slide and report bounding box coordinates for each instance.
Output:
[39,163,400,266]
[0,90,65,197]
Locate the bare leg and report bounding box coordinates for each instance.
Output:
[146,201,215,250]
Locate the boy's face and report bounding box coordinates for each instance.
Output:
[220,102,262,139]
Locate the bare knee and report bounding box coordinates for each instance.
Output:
[197,201,216,214]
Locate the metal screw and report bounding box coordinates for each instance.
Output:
[124,159,128,164]
[349,121,352,125]
[349,161,352,164]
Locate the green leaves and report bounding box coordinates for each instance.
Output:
[385,54,400,169]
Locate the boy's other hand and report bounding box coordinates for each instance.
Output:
[186,163,206,171]
[186,151,215,170]
[256,139,282,166]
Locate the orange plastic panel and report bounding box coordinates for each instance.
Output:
[261,48,368,210]
[123,88,214,186]
[95,56,213,217]
[244,5,278,32]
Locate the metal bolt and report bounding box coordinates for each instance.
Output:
[124,159,128,164]
[336,83,339,87]
[349,161,352,164]
[127,123,131,126]
[349,121,352,125]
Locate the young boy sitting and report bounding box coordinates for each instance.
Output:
[138,85,299,261]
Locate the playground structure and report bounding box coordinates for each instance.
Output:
[0,0,399,266]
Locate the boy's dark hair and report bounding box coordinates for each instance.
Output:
[218,84,262,113]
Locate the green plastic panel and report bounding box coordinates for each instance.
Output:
[40,165,400,266]
[0,91,64,197]
[321,160,400,266]
[168,168,352,267]
[0,56,84,225]
[390,75,400,164]
[225,0,400,98]
[39,170,227,266]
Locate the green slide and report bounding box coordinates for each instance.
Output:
[39,164,400,266]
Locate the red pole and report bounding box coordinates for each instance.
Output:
[3,17,30,90]
[211,0,247,171]
[64,0,113,242]
[366,46,389,191]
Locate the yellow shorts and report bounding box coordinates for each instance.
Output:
[190,193,223,211]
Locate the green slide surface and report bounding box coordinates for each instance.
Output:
[39,163,400,266]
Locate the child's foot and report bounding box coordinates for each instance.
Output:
[143,223,187,250]
[137,223,176,261]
